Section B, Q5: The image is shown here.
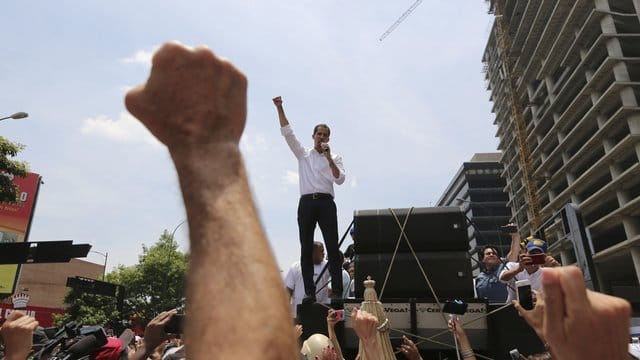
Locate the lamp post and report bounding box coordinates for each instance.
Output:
[164,220,186,308]
[0,112,29,121]
[90,250,108,280]
[170,220,186,242]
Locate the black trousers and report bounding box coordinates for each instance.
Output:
[297,194,343,298]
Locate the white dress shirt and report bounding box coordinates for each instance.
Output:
[281,125,345,197]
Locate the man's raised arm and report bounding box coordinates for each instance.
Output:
[273,96,289,127]
[125,42,297,360]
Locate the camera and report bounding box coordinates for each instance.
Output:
[516,279,534,310]
[33,321,109,360]
[329,309,344,322]
[442,299,467,315]
[501,225,518,234]
[529,253,546,265]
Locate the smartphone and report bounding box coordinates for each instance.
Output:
[390,337,404,349]
[442,300,468,315]
[501,225,517,234]
[164,313,184,334]
[330,309,345,322]
[516,279,533,310]
[529,253,546,264]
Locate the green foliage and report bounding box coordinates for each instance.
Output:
[53,289,119,328]
[0,136,28,203]
[60,231,187,327]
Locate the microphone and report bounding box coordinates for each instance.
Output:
[63,335,104,359]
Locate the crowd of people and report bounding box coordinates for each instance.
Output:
[0,42,635,359]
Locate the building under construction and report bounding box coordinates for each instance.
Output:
[483,0,640,299]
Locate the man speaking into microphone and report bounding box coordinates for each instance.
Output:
[273,96,346,305]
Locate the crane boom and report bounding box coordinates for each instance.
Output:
[379,0,424,41]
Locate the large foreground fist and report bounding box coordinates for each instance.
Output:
[0,311,39,360]
[125,42,247,148]
[542,266,631,360]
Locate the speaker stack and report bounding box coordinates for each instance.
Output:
[353,207,474,300]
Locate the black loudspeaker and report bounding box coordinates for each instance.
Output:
[296,302,344,343]
[487,304,545,359]
[354,252,474,300]
[353,207,469,254]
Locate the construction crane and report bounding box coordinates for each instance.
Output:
[379,0,423,41]
[491,0,542,232]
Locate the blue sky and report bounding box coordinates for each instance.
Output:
[2,1,499,272]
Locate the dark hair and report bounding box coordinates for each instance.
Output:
[313,124,330,136]
[479,245,500,261]
[344,244,355,259]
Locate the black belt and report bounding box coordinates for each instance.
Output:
[301,193,333,200]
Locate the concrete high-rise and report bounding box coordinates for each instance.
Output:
[437,153,512,274]
[483,0,640,299]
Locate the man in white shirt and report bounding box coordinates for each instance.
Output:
[274,96,346,304]
[284,242,331,318]
[499,238,561,302]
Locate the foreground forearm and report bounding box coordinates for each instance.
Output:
[457,333,476,360]
[173,144,296,360]
[360,338,381,360]
[328,328,344,360]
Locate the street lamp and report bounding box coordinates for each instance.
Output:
[90,250,108,280]
[0,112,29,121]
[170,220,186,241]
[164,220,186,307]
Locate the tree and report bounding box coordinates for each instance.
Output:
[57,231,187,328]
[0,136,28,203]
[52,290,119,328]
[116,231,188,324]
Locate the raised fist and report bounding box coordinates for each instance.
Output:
[125,42,247,148]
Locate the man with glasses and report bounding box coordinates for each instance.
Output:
[474,225,521,302]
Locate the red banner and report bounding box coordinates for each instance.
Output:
[0,303,64,328]
[0,172,42,294]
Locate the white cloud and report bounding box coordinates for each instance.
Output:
[350,176,357,188]
[240,132,269,154]
[119,85,134,94]
[120,47,158,66]
[282,170,299,185]
[80,112,161,147]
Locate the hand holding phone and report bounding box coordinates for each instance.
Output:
[329,309,344,322]
[501,224,518,234]
[529,253,546,265]
[442,300,468,315]
[516,279,534,310]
